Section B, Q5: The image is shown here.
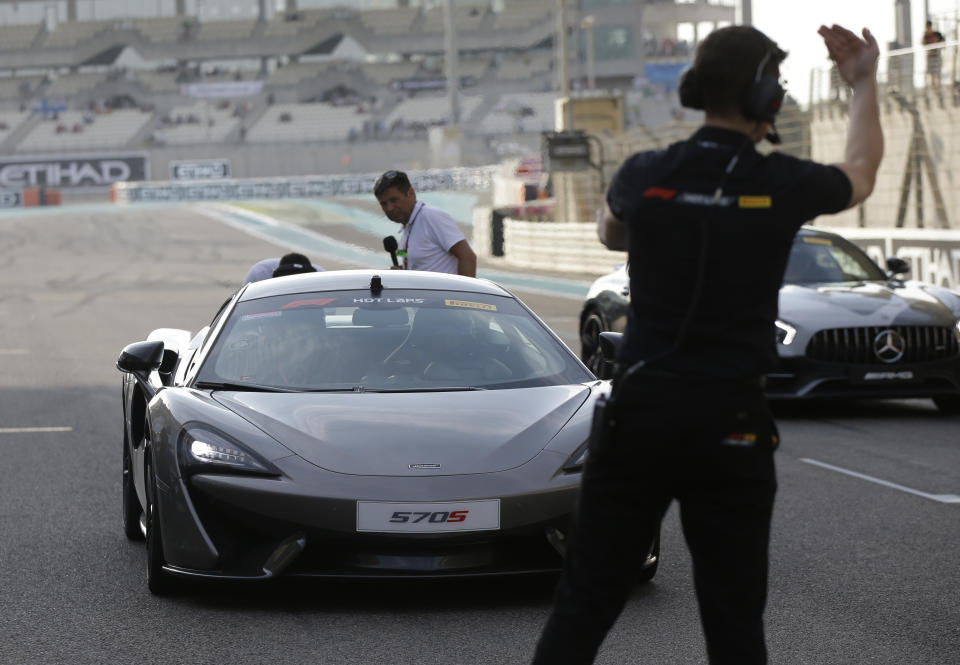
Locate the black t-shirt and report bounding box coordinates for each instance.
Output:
[607,126,852,379]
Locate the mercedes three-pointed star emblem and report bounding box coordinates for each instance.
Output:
[873,330,906,363]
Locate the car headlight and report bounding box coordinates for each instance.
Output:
[775,320,797,346]
[955,318,960,340]
[179,425,281,477]
[562,439,590,473]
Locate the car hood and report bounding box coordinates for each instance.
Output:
[779,281,960,328]
[212,385,590,476]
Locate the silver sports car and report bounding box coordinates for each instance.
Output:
[118,270,659,593]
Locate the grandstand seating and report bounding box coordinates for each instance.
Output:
[267,62,337,88]
[136,71,181,94]
[263,11,333,38]
[42,20,114,49]
[196,19,256,42]
[358,8,419,36]
[151,102,239,145]
[0,76,43,101]
[422,6,488,33]
[492,1,551,30]
[246,103,371,143]
[44,72,107,101]
[480,92,556,133]
[495,52,552,81]
[17,109,152,151]
[386,94,483,127]
[0,23,41,51]
[453,57,492,80]
[362,62,421,86]
[132,17,185,44]
[0,111,30,141]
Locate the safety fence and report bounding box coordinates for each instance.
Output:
[111,165,499,203]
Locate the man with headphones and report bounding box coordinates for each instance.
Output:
[531,24,882,665]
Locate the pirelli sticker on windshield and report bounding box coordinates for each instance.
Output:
[738,195,772,208]
[445,299,497,311]
[802,236,833,246]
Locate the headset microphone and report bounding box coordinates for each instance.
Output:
[383,235,399,267]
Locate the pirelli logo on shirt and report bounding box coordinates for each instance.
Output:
[738,195,772,208]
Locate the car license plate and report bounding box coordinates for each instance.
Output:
[356,500,500,533]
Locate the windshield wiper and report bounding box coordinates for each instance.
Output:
[194,381,296,393]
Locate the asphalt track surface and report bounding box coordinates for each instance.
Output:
[1,203,958,665]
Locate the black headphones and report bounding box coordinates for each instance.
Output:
[678,33,785,125]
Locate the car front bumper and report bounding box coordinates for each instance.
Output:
[157,453,581,580]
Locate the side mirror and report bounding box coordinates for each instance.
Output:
[598,331,623,361]
[117,340,164,374]
[886,257,910,276]
[594,332,623,379]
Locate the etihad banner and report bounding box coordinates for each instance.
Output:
[112,166,498,203]
[0,154,148,189]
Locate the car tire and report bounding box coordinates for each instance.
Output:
[637,532,660,584]
[144,450,176,596]
[580,310,606,376]
[933,394,960,414]
[122,429,143,541]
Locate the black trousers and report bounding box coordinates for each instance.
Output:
[532,375,778,665]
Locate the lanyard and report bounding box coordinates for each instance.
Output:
[399,202,424,268]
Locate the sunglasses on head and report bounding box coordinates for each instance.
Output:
[375,170,401,190]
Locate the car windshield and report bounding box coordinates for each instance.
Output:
[197,289,592,391]
[783,234,887,284]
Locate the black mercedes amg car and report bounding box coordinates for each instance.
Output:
[579,227,960,412]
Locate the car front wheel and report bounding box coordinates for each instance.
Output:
[580,310,606,376]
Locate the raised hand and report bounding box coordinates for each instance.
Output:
[818,24,879,88]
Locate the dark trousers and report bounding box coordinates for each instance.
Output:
[532,376,778,664]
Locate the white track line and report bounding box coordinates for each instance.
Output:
[800,458,960,504]
[0,427,73,434]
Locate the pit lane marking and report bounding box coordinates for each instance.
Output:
[800,458,960,504]
[0,427,73,434]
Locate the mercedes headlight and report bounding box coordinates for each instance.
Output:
[775,320,797,346]
[179,426,280,476]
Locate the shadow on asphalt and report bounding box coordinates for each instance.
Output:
[168,573,556,609]
[770,397,946,420]
[150,571,661,612]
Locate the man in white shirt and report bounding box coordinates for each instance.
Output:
[374,170,477,277]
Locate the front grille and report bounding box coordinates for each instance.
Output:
[805,326,960,364]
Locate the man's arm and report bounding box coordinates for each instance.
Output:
[449,239,477,277]
[597,203,628,251]
[819,25,883,208]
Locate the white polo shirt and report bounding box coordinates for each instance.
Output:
[399,201,465,274]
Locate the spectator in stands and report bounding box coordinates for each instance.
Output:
[243,252,323,285]
[373,170,477,277]
[923,20,946,89]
